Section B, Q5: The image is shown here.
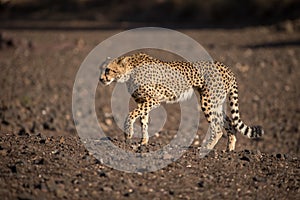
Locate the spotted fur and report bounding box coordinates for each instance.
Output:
[99,53,263,152]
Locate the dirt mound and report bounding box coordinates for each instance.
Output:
[0,132,298,199]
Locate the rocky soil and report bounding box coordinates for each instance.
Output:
[0,23,299,199]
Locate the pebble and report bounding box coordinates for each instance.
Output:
[240,156,251,162]
[236,63,249,73]
[51,149,60,155]
[59,137,65,144]
[17,193,34,200]
[8,164,17,173]
[197,180,205,188]
[56,188,67,198]
[253,176,267,183]
[32,157,45,165]
[274,153,286,159]
[98,170,107,177]
[18,126,29,136]
[101,186,112,192]
[91,190,99,197]
[0,149,8,156]
[163,153,173,160]
[46,179,56,192]
[39,136,47,144]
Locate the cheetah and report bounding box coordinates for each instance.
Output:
[99,52,263,155]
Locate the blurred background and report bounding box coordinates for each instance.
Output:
[1,0,299,29]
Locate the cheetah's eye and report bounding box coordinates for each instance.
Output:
[105,68,117,74]
[105,68,111,73]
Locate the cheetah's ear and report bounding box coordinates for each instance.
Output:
[121,56,130,67]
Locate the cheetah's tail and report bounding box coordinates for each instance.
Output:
[228,84,264,138]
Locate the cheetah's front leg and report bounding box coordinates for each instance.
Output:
[124,114,135,141]
[124,98,159,145]
[140,113,149,145]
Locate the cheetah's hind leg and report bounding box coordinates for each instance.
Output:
[199,117,224,158]
[223,114,237,151]
[199,104,224,158]
[198,87,226,157]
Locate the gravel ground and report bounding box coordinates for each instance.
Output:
[0,23,299,199]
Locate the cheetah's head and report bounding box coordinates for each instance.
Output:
[99,56,132,85]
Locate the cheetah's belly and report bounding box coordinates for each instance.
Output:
[167,88,194,103]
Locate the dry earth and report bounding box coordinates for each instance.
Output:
[0,24,299,199]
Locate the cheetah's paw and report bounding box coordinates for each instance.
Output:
[141,137,149,145]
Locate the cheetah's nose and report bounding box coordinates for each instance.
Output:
[99,77,108,85]
[99,73,105,82]
[99,76,110,85]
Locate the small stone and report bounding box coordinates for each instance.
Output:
[101,186,112,192]
[284,21,294,33]
[284,85,290,91]
[244,48,253,57]
[51,149,60,155]
[276,153,285,159]
[46,179,57,192]
[91,190,98,197]
[240,156,251,162]
[198,181,205,188]
[253,176,266,182]
[253,95,260,102]
[0,149,8,156]
[169,190,175,195]
[39,137,47,144]
[59,137,65,144]
[8,164,17,173]
[18,126,29,136]
[82,190,88,196]
[56,188,67,198]
[33,157,45,165]
[40,182,47,192]
[43,122,50,130]
[163,153,172,160]
[98,170,107,177]
[243,149,251,154]
[2,119,10,125]
[236,63,249,73]
[72,179,79,184]
[17,193,34,200]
